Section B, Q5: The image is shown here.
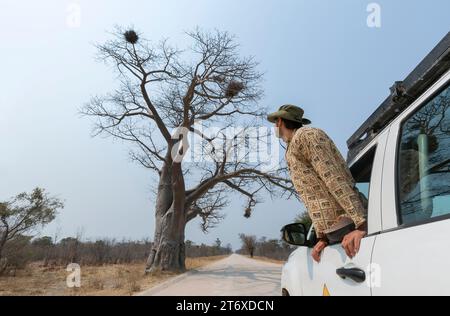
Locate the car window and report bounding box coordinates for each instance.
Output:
[397,84,450,225]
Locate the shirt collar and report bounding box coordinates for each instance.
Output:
[286,129,299,147]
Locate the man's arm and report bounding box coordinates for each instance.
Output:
[341,225,367,258]
[299,128,367,229]
[312,239,328,263]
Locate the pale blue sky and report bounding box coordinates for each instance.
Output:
[1,0,449,249]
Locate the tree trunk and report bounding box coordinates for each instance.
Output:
[145,159,187,273]
[0,259,7,276]
[145,207,186,273]
[0,237,7,276]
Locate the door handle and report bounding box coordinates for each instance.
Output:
[336,267,366,283]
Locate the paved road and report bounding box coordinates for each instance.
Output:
[138,254,283,296]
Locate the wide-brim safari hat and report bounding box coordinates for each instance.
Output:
[267,104,311,125]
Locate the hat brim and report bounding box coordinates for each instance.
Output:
[267,111,311,125]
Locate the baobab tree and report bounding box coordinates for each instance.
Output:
[82,27,295,273]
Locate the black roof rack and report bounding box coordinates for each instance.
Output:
[347,32,450,163]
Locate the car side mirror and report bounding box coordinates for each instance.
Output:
[281,223,308,247]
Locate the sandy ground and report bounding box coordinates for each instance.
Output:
[0,256,227,296]
[138,254,283,297]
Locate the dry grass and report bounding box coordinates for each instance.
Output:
[0,256,228,296]
[185,255,228,270]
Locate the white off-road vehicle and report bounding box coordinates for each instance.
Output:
[281,32,450,296]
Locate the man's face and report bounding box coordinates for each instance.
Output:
[275,118,285,141]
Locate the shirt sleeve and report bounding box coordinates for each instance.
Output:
[293,128,367,229]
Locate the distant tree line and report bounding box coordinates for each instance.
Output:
[185,238,233,258]
[1,236,233,277]
[237,234,295,261]
[0,189,233,277]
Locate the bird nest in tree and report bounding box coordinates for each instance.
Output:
[212,75,226,83]
[124,30,139,44]
[225,81,245,98]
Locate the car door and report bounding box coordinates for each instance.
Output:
[372,74,450,296]
[300,131,387,296]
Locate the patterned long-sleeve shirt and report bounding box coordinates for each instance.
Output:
[286,127,366,239]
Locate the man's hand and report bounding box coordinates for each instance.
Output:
[341,229,367,258]
[311,240,328,263]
